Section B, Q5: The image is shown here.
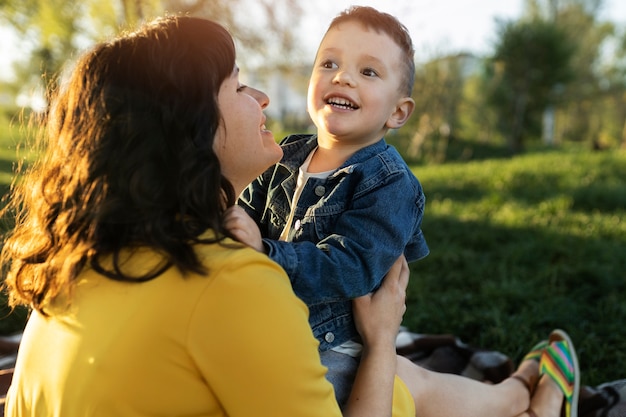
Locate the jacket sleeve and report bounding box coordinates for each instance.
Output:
[264,169,427,305]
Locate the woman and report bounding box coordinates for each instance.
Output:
[0,16,413,416]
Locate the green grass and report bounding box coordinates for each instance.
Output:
[406,148,626,386]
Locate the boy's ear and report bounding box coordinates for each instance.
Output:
[386,97,415,129]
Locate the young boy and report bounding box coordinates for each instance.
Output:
[227,5,428,405]
[225,6,578,417]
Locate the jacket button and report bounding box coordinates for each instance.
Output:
[324,332,335,343]
[314,186,326,196]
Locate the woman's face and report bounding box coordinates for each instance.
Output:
[213,67,283,196]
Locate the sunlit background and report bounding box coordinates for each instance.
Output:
[2,0,625,116]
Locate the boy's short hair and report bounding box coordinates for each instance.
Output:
[328,6,415,96]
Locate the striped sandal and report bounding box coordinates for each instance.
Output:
[524,340,549,363]
[528,329,580,417]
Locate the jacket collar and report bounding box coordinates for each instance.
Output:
[279,134,387,175]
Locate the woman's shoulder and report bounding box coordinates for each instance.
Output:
[196,237,282,272]
[194,238,294,296]
[188,239,312,343]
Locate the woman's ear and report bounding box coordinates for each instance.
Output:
[386,97,415,129]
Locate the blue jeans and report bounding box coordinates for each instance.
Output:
[320,350,360,409]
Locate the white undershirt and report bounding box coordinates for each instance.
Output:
[279,148,333,242]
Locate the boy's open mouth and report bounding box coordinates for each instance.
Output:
[327,97,359,110]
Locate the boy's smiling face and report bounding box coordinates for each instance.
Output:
[307,20,414,148]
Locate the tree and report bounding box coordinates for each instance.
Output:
[602,25,626,149]
[486,19,575,152]
[520,0,620,149]
[551,2,616,148]
[402,53,470,163]
[0,0,303,109]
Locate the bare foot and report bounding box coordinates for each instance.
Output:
[525,376,564,417]
[511,358,540,393]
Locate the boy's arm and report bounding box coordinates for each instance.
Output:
[264,172,427,305]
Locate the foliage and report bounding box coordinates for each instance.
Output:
[486,19,575,152]
[394,0,626,160]
[402,54,468,163]
[547,2,618,148]
[2,0,625,156]
[0,0,303,109]
[456,73,505,150]
[406,147,626,386]
[391,0,626,163]
[481,0,624,152]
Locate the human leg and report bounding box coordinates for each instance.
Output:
[395,328,582,417]
[519,375,567,417]
[319,350,360,408]
[397,354,531,417]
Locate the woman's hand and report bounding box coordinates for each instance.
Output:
[353,255,408,350]
[223,206,264,252]
[344,256,409,417]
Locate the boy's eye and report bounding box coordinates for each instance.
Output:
[362,68,378,77]
[237,84,246,92]
[321,60,338,69]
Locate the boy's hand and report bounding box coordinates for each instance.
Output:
[223,206,265,253]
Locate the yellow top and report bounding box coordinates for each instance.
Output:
[5,235,415,416]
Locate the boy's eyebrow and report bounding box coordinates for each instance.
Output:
[361,54,385,68]
[317,47,387,69]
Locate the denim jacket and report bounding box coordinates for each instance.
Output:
[238,134,429,350]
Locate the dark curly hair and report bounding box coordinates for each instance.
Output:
[1,16,238,314]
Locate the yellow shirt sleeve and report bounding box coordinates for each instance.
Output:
[188,250,343,417]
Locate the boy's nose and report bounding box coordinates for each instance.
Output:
[332,70,356,87]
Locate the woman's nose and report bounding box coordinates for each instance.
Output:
[247,87,270,109]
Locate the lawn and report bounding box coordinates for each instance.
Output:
[406,147,626,386]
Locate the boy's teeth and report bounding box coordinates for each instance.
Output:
[328,97,357,108]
